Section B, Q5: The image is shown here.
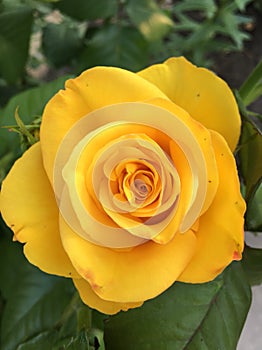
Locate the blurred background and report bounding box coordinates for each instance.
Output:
[0,0,261,110]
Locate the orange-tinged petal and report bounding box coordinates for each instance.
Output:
[74,123,176,226]
[80,130,180,240]
[138,57,241,151]
[151,139,193,244]
[73,278,143,315]
[178,131,245,282]
[0,143,78,278]
[54,102,200,246]
[60,214,197,303]
[147,98,218,229]
[41,67,168,182]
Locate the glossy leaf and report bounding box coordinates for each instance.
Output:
[242,245,262,286]
[0,6,33,83]
[0,75,71,181]
[18,329,103,350]
[173,0,217,19]
[239,60,262,106]
[0,75,72,128]
[38,0,61,3]
[17,330,93,350]
[234,0,253,11]
[126,0,174,41]
[63,330,92,350]
[42,22,83,67]
[1,273,74,350]
[17,331,59,350]
[0,222,27,299]
[245,183,262,231]
[104,263,251,350]
[0,228,75,350]
[55,0,117,21]
[243,82,262,106]
[77,24,149,73]
[239,120,262,201]
[216,6,249,50]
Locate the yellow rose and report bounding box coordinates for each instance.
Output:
[0,57,245,314]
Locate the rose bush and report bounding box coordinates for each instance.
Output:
[0,57,245,314]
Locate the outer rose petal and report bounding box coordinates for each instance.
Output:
[40,67,168,182]
[178,131,246,282]
[60,215,197,303]
[0,143,78,278]
[138,57,241,151]
[73,278,143,315]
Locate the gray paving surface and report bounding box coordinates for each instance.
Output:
[238,233,262,350]
[238,285,262,349]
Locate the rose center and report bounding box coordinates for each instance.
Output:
[112,158,161,209]
[134,179,149,195]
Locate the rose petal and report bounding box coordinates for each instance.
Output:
[55,102,209,247]
[59,181,146,248]
[178,131,245,282]
[60,214,197,303]
[146,98,219,231]
[91,135,179,216]
[41,67,168,182]
[73,278,143,315]
[88,134,180,237]
[138,57,241,151]
[0,143,78,278]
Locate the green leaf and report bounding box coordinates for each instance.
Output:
[104,263,251,350]
[0,224,75,350]
[77,24,149,72]
[0,222,27,299]
[63,330,92,350]
[239,120,262,201]
[0,0,29,8]
[174,0,217,19]
[0,75,71,182]
[242,245,262,286]
[19,328,102,350]
[38,0,61,3]
[0,6,33,83]
[0,151,14,184]
[0,75,71,129]
[243,82,262,106]
[17,330,92,350]
[126,0,174,41]
[234,0,253,11]
[246,183,262,231]
[181,20,216,52]
[239,59,262,106]
[1,277,73,350]
[86,328,105,350]
[217,5,249,50]
[17,331,60,350]
[55,0,117,21]
[42,22,83,67]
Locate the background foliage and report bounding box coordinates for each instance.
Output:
[0,0,261,349]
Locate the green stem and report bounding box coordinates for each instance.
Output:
[54,291,93,335]
[239,59,262,106]
[55,292,80,330]
[77,305,92,332]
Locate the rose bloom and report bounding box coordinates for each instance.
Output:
[0,57,245,314]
